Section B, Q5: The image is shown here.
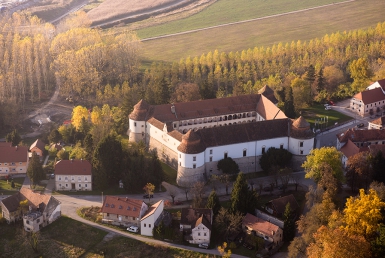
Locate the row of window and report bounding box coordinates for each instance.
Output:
[197,232,207,236]
[143,223,151,228]
[0,168,23,172]
[58,176,89,181]
[0,162,23,166]
[175,112,257,127]
[59,183,89,188]
[106,213,136,220]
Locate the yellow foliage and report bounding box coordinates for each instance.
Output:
[71,105,89,129]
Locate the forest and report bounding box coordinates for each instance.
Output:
[1,12,385,129]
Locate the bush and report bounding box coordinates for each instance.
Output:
[217,157,240,174]
[259,147,292,171]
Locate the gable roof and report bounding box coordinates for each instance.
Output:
[29,139,46,152]
[195,214,212,230]
[243,213,280,238]
[353,87,385,104]
[55,159,92,175]
[258,85,278,104]
[337,128,385,143]
[268,194,299,215]
[0,142,28,163]
[141,200,163,221]
[340,139,368,159]
[370,116,385,126]
[101,196,144,217]
[180,208,212,228]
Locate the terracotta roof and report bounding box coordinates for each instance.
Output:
[180,208,212,228]
[377,79,385,91]
[1,187,59,213]
[256,94,286,120]
[353,87,385,104]
[29,139,46,152]
[370,116,385,126]
[55,159,92,175]
[292,116,310,129]
[258,85,278,104]
[268,194,299,215]
[337,128,385,143]
[101,196,144,217]
[290,117,314,139]
[195,214,212,230]
[0,142,28,163]
[177,130,206,154]
[129,99,151,121]
[340,139,368,159]
[168,130,183,141]
[147,117,165,130]
[141,200,163,221]
[243,213,280,238]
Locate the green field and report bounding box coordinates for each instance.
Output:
[301,104,353,129]
[137,0,347,39]
[138,0,385,63]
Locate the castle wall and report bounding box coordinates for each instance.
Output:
[148,135,178,169]
[177,164,206,187]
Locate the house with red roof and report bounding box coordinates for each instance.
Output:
[100,196,148,227]
[0,142,29,177]
[140,200,164,236]
[369,116,385,129]
[350,79,385,117]
[29,139,46,158]
[243,213,283,249]
[0,187,61,231]
[180,208,213,244]
[265,194,300,219]
[54,159,92,191]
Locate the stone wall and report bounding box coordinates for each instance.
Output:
[290,155,307,172]
[148,135,178,169]
[177,165,206,187]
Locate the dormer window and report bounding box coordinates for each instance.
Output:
[111,204,115,208]
[119,205,122,209]
[105,203,109,207]
[127,206,130,210]
[133,207,136,211]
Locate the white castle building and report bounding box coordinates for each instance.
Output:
[128,94,314,186]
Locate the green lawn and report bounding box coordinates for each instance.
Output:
[301,104,353,130]
[0,177,24,192]
[137,0,385,62]
[162,162,178,186]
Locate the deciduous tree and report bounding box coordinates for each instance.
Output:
[217,157,239,174]
[27,152,45,187]
[143,183,155,202]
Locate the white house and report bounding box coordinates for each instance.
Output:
[140,200,164,236]
[368,116,385,129]
[180,208,212,244]
[1,187,61,232]
[350,79,385,117]
[54,159,92,191]
[0,142,29,177]
[128,94,314,186]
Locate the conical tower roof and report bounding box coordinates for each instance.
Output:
[177,130,205,154]
[292,116,310,129]
[129,99,150,121]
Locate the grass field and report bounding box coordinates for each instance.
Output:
[0,177,24,192]
[301,104,353,129]
[138,0,385,63]
[162,162,177,186]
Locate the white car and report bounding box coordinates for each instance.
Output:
[127,226,139,233]
[198,243,209,249]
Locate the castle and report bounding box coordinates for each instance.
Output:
[128,93,314,186]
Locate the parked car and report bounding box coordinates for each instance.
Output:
[325,106,331,110]
[198,243,209,249]
[143,194,154,199]
[324,104,329,107]
[356,123,365,128]
[127,226,139,233]
[174,200,183,205]
[329,101,335,106]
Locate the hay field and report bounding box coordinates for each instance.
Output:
[139,0,385,63]
[87,0,178,25]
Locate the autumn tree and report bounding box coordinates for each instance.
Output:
[191,181,206,208]
[170,82,201,103]
[349,57,373,92]
[71,106,89,130]
[346,152,372,192]
[302,147,344,184]
[214,207,244,240]
[48,129,62,144]
[143,183,155,202]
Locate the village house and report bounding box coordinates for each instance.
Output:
[29,139,46,158]
[265,194,300,219]
[140,200,164,236]
[337,128,385,150]
[350,79,385,117]
[0,187,61,232]
[180,208,213,245]
[128,94,314,186]
[368,116,385,129]
[0,142,29,177]
[54,159,92,191]
[101,196,148,227]
[242,213,283,250]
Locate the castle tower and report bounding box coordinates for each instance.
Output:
[176,130,206,186]
[128,99,150,143]
[288,116,314,155]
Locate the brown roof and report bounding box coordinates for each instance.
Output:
[243,213,280,238]
[180,208,212,228]
[129,99,151,121]
[292,116,310,129]
[168,130,183,141]
[101,196,144,217]
[256,94,286,120]
[369,144,385,158]
[340,139,368,159]
[177,130,206,154]
[195,214,212,230]
[147,117,165,130]
[141,200,163,221]
[377,79,385,91]
[1,187,60,213]
[370,116,385,126]
[337,128,385,143]
[353,87,385,104]
[55,159,92,175]
[268,194,299,215]
[290,117,314,139]
[29,139,46,152]
[258,85,278,104]
[0,142,28,163]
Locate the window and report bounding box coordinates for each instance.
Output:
[65,177,68,180]
[134,122,136,127]
[71,176,74,181]
[224,152,228,159]
[300,150,303,155]
[37,219,40,223]
[243,149,247,157]
[300,142,304,147]
[26,220,30,225]
[78,176,81,181]
[179,154,181,158]
[262,146,266,154]
[209,157,213,162]
[280,144,284,149]
[193,164,196,169]
[84,177,88,181]
[193,156,196,161]
[204,233,207,236]
[19,162,22,165]
[149,224,151,228]
[210,150,213,154]
[79,184,81,187]
[85,184,88,187]
[198,233,201,236]
[133,217,135,220]
[59,184,61,187]
[65,184,68,187]
[107,213,109,216]
[144,223,146,227]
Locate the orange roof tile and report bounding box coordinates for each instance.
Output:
[101,196,144,217]
[141,200,163,221]
[353,88,385,104]
[29,139,46,152]
[243,213,280,238]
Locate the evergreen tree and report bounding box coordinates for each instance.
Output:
[27,152,45,187]
[206,190,221,216]
[305,65,316,85]
[5,129,22,146]
[284,87,296,118]
[371,151,385,184]
[230,172,257,214]
[48,129,62,144]
[283,203,296,242]
[315,67,325,92]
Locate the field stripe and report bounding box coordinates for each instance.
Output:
[141,0,356,42]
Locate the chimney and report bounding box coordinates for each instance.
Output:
[15,145,18,151]
[71,158,73,163]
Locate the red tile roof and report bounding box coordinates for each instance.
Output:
[258,85,278,104]
[340,139,368,159]
[101,196,144,218]
[370,117,385,126]
[353,87,385,104]
[243,213,280,238]
[55,159,92,175]
[29,139,46,152]
[337,128,385,143]
[180,208,212,228]
[141,200,163,221]
[0,142,28,163]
